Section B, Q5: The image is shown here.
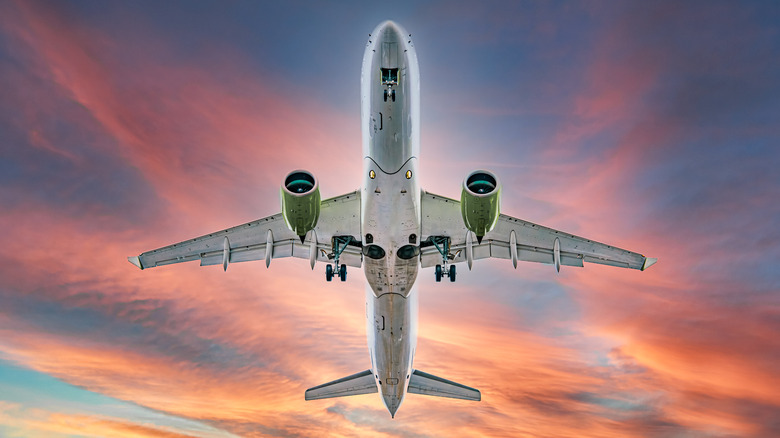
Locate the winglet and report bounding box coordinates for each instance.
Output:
[127,256,143,270]
[641,257,657,271]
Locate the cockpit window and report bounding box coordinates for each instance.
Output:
[381,68,398,85]
[396,245,420,260]
[363,244,386,260]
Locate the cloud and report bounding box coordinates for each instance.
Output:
[1,0,360,231]
[0,401,234,438]
[1,1,779,437]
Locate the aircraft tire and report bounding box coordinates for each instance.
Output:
[435,265,442,282]
[339,264,347,282]
[326,264,333,282]
[449,265,456,282]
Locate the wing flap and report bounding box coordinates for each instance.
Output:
[421,240,584,268]
[407,370,481,401]
[305,370,377,400]
[224,244,267,264]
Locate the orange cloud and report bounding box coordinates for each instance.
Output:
[0,401,218,438]
[3,0,360,228]
[1,1,778,437]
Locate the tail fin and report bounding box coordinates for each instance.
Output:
[407,369,481,401]
[305,370,377,400]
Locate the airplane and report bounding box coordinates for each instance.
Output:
[127,21,657,418]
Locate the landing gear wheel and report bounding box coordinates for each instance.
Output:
[449,265,456,282]
[391,90,396,102]
[383,90,388,102]
[326,264,333,282]
[339,264,347,282]
[435,265,442,282]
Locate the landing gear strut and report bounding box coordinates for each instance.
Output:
[431,236,457,283]
[327,236,352,282]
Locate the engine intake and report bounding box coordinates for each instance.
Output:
[281,170,321,241]
[461,170,501,243]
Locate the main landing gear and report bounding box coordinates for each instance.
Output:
[434,264,456,283]
[430,236,457,283]
[326,236,352,282]
[325,264,347,282]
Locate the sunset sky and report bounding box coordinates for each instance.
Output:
[1,1,779,437]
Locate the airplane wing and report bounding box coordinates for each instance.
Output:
[420,191,656,271]
[128,191,362,270]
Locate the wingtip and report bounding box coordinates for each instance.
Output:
[641,257,658,271]
[127,256,143,270]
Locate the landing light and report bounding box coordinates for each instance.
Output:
[370,170,376,179]
[405,170,412,179]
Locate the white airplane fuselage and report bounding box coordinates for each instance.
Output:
[360,21,420,417]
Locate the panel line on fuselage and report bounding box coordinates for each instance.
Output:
[364,155,417,175]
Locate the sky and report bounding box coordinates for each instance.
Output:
[0,0,779,437]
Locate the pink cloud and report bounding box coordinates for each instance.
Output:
[0,402,213,438]
[1,1,777,437]
[3,1,360,228]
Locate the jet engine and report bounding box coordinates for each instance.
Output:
[281,170,321,241]
[460,170,501,243]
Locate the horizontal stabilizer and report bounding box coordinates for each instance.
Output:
[305,369,377,400]
[407,369,481,401]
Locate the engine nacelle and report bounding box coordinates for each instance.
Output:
[461,170,501,243]
[281,170,321,240]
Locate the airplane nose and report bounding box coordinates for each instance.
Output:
[373,21,407,71]
[374,20,405,43]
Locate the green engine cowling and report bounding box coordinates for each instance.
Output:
[461,170,501,243]
[281,170,321,240]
